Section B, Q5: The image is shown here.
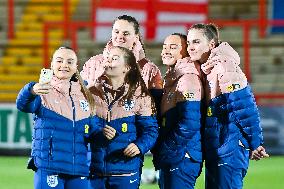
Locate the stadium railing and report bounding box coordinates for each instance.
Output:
[6,0,284,105]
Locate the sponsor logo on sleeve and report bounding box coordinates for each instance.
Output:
[226,83,241,92]
[183,92,194,100]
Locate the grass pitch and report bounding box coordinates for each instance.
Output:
[0,156,283,189]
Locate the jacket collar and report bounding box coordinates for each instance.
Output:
[95,75,129,101]
[164,57,201,88]
[50,76,81,96]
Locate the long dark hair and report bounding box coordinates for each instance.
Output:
[113,46,149,100]
[171,33,189,57]
[55,46,96,116]
[114,15,146,54]
[115,46,156,113]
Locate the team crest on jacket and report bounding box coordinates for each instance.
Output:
[209,81,215,89]
[80,100,89,112]
[47,175,58,187]
[167,92,174,102]
[123,99,135,111]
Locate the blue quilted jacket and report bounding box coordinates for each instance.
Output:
[153,59,204,169]
[204,86,263,163]
[89,77,158,175]
[201,42,264,166]
[16,79,100,176]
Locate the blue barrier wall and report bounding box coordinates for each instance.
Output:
[271,0,284,33]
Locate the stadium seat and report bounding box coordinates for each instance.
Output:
[0,0,79,102]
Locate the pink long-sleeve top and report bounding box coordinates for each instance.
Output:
[80,40,162,90]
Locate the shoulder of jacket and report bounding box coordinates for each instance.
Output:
[177,73,201,91]
[176,75,202,101]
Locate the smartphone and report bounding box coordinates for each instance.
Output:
[39,68,53,83]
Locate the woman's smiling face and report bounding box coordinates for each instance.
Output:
[51,48,77,80]
[187,29,212,63]
[111,19,138,50]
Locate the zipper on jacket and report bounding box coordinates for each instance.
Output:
[104,107,111,175]
[107,106,111,123]
[102,86,122,175]
[103,148,107,174]
[49,136,53,160]
[69,83,76,175]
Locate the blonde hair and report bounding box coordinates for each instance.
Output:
[75,70,96,116]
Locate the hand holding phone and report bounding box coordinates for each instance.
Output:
[39,68,53,84]
[31,68,53,95]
